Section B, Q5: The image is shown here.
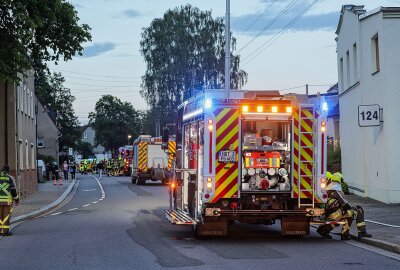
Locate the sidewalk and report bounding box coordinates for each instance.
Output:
[336,194,400,253]
[11,178,76,223]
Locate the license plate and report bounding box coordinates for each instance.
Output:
[218,151,236,163]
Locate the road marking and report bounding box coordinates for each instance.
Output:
[366,219,400,228]
[51,212,62,216]
[68,208,78,212]
[82,204,91,207]
[82,189,97,192]
[344,239,400,261]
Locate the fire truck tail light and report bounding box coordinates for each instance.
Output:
[257,106,263,113]
[204,193,210,199]
[321,126,326,132]
[321,183,326,189]
[242,105,249,113]
[286,106,292,113]
[271,106,278,113]
[171,183,176,189]
[206,182,212,189]
[322,194,328,199]
[208,120,213,131]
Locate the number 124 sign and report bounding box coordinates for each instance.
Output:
[358,104,381,127]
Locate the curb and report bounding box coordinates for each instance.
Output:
[350,233,400,254]
[10,178,77,224]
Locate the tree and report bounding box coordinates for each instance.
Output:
[0,0,91,81]
[89,95,142,152]
[35,71,80,151]
[140,4,247,125]
[75,141,95,159]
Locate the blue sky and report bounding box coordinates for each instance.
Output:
[48,0,400,124]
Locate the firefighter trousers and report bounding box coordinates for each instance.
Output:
[319,206,366,237]
[0,205,13,235]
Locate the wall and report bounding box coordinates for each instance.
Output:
[81,126,106,154]
[338,9,400,203]
[37,101,59,162]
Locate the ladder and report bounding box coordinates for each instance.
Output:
[297,104,317,208]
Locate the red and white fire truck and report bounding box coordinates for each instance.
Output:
[164,90,330,237]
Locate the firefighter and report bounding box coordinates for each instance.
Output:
[317,172,372,240]
[0,165,19,236]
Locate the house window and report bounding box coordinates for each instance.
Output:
[371,34,380,73]
[31,143,35,169]
[346,50,350,87]
[84,133,88,139]
[353,43,358,82]
[25,141,29,169]
[339,58,344,92]
[37,138,45,148]
[19,142,24,171]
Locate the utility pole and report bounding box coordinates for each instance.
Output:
[305,84,309,96]
[225,0,231,99]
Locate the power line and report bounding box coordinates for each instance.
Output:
[236,0,278,41]
[50,68,142,79]
[64,81,140,87]
[62,74,141,83]
[237,0,298,53]
[242,0,319,66]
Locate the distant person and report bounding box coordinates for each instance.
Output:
[70,162,76,180]
[0,165,19,236]
[52,162,61,185]
[62,161,69,181]
[45,162,51,181]
[96,162,104,179]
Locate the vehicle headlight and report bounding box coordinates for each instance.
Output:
[268,168,276,175]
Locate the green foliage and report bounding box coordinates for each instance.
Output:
[75,141,95,159]
[0,0,91,81]
[37,154,55,164]
[140,4,247,125]
[89,95,142,152]
[327,146,341,172]
[35,71,80,151]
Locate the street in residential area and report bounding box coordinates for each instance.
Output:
[1,174,400,270]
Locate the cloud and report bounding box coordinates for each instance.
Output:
[121,9,141,18]
[82,42,117,58]
[72,2,83,8]
[232,11,339,35]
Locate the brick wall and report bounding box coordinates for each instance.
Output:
[10,169,38,198]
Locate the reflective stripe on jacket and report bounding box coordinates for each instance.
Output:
[0,172,18,205]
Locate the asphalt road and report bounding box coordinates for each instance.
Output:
[1,174,400,270]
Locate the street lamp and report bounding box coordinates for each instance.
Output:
[127,135,132,145]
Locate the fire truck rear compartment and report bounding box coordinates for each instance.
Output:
[241,118,292,193]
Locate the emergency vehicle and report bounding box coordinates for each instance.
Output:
[131,135,168,185]
[118,145,134,176]
[164,90,331,237]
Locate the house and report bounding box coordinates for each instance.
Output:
[80,126,111,160]
[0,71,38,197]
[37,100,60,164]
[336,5,400,203]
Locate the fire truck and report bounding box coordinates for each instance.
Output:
[118,145,134,176]
[131,135,168,185]
[164,90,331,237]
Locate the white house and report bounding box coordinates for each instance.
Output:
[336,5,400,203]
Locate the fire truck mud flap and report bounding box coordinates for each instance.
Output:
[195,220,228,237]
[164,209,197,225]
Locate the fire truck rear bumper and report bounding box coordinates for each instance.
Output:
[206,208,323,217]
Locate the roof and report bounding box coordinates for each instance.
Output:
[336,5,400,35]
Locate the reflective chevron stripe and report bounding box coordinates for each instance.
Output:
[210,108,239,203]
[138,142,148,172]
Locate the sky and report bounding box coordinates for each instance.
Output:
[49,0,400,124]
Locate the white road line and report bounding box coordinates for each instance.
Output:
[366,219,400,228]
[92,201,99,204]
[345,239,400,261]
[82,204,91,207]
[68,208,78,212]
[51,212,62,216]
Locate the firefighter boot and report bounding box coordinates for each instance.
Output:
[317,226,332,239]
[358,232,372,238]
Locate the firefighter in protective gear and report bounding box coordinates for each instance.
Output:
[317,172,372,240]
[0,165,19,236]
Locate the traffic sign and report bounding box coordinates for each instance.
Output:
[68,147,73,156]
[358,104,381,127]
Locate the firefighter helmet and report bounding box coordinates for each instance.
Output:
[331,172,343,183]
[326,171,333,180]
